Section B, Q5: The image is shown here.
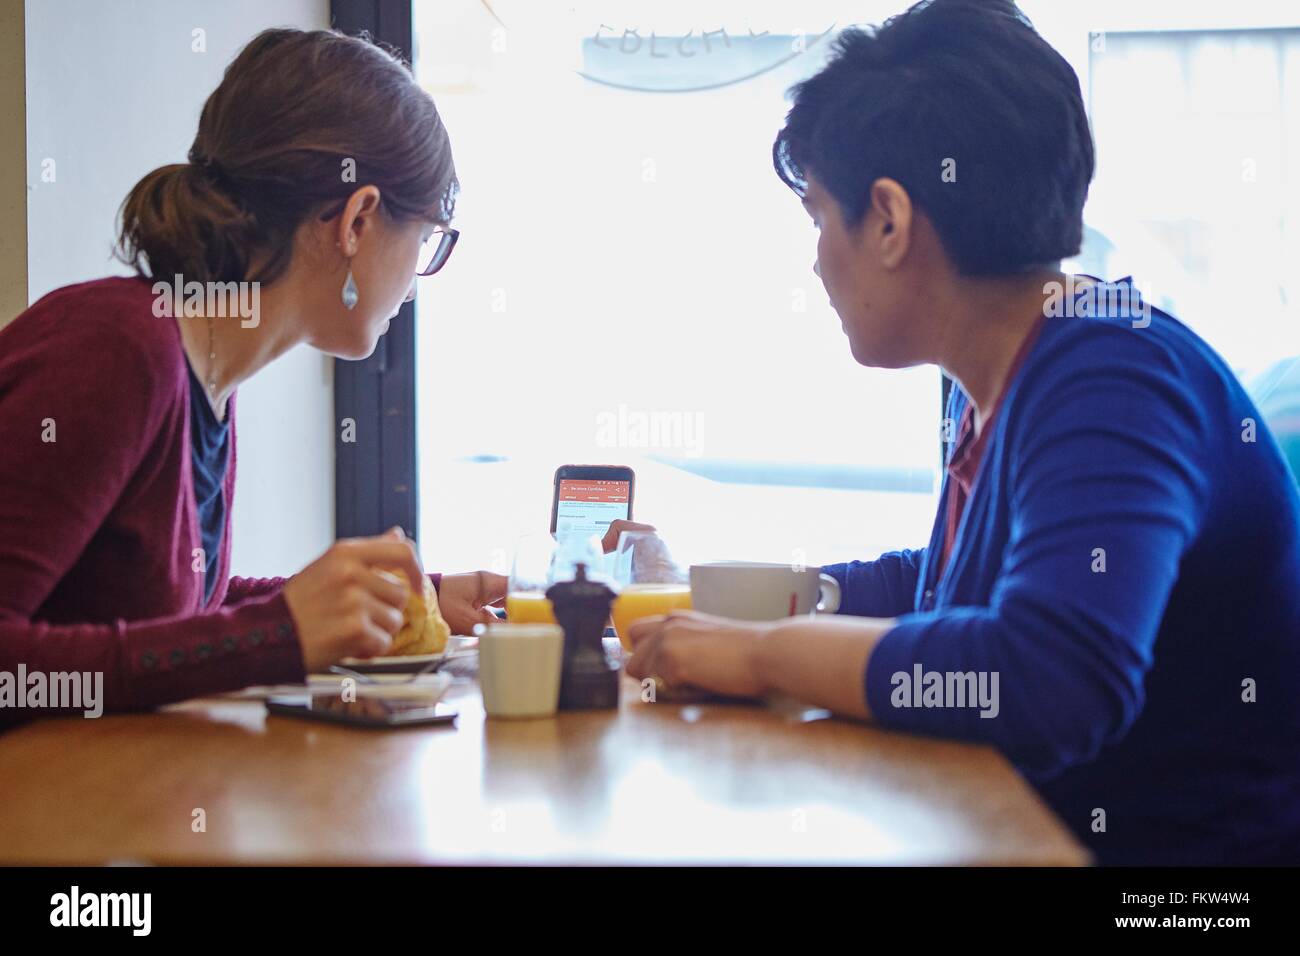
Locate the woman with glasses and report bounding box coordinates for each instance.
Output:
[0,29,499,724]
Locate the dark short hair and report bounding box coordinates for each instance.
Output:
[773,0,1094,276]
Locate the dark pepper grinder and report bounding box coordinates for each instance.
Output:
[546,562,620,710]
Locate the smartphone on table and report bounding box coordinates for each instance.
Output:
[265,695,458,729]
[549,464,635,542]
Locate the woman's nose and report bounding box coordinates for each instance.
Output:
[813,258,821,279]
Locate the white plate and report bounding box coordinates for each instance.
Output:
[337,653,445,674]
[339,637,477,674]
[230,671,452,702]
[306,671,452,701]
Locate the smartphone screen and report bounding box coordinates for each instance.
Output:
[554,477,631,540]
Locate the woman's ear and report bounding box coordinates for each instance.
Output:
[336,186,384,258]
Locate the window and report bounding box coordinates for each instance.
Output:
[1080,25,1300,479]
[401,1,1300,575]
[1016,0,1300,481]
[412,2,941,573]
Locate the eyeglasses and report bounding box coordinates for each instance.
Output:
[417,226,459,276]
[319,200,459,277]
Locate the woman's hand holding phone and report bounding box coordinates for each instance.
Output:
[282,527,424,672]
[600,519,657,554]
[434,520,655,634]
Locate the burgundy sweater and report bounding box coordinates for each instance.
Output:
[0,276,310,726]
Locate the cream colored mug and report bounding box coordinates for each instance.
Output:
[688,562,841,621]
[477,623,564,718]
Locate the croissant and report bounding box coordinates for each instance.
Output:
[380,571,451,656]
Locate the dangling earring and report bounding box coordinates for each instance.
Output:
[341,259,359,310]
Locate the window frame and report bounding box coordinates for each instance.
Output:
[331,0,420,541]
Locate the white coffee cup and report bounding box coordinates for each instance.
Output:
[688,562,842,621]
[477,623,564,718]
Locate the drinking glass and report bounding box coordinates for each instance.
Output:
[506,533,558,624]
[609,531,693,652]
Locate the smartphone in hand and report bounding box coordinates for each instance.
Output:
[550,464,635,540]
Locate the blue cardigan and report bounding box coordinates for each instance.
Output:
[825,278,1300,865]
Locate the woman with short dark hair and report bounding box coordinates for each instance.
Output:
[626,0,1300,865]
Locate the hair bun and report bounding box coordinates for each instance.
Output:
[117,162,258,284]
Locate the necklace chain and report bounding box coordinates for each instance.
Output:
[205,315,217,396]
[204,314,221,421]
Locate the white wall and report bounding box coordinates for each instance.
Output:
[0,0,25,326]
[24,0,335,578]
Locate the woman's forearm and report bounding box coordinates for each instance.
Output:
[752,616,896,720]
[0,590,305,727]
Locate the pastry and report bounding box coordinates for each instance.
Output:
[379,571,450,656]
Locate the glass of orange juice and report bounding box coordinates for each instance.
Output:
[610,531,692,652]
[506,589,557,624]
[506,533,607,625]
[506,534,557,625]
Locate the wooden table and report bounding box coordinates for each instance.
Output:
[0,672,1088,865]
